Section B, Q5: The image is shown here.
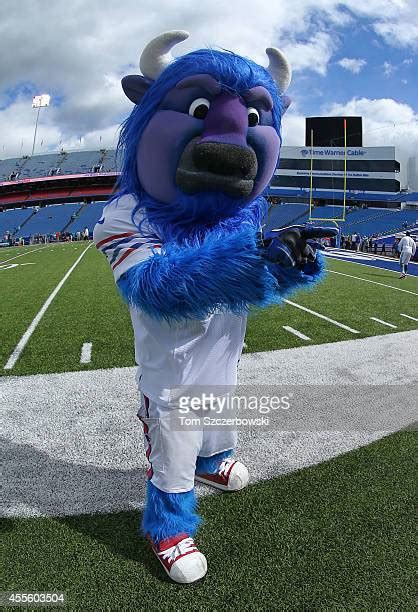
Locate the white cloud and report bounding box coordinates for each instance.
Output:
[0,0,417,157]
[383,61,396,76]
[325,97,418,186]
[282,32,337,77]
[338,57,367,74]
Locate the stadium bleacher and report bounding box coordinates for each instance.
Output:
[0,207,34,236]
[0,157,29,181]
[294,205,418,236]
[266,203,309,231]
[56,151,105,175]
[17,154,66,179]
[67,201,106,233]
[14,203,82,238]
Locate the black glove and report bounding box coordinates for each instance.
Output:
[261,225,339,269]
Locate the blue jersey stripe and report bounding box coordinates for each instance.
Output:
[109,240,153,266]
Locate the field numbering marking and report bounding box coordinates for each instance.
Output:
[3,244,92,370]
[282,326,311,341]
[284,299,360,334]
[400,313,418,322]
[370,317,397,329]
[80,343,92,364]
[0,245,49,265]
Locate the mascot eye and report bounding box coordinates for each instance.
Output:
[189,98,210,119]
[247,107,260,127]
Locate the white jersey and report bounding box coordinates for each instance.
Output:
[93,194,247,406]
[398,236,416,256]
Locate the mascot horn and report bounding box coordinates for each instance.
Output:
[94,31,336,584]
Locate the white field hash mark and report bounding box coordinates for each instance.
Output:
[284,299,360,334]
[282,326,311,341]
[370,317,397,329]
[400,313,418,322]
[329,270,418,296]
[3,244,92,370]
[80,343,92,364]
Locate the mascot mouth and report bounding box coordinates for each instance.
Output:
[176,139,258,199]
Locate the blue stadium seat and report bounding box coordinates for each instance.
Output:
[67,201,107,233]
[0,208,34,236]
[15,203,82,237]
[265,203,309,230]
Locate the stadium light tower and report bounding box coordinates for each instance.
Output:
[31,94,50,156]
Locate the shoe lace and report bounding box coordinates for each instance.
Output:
[159,537,196,562]
[218,457,234,477]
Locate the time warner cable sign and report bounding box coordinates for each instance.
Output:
[282,146,396,160]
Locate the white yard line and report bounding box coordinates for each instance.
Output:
[282,325,311,341]
[3,244,93,370]
[284,299,360,334]
[80,343,92,364]
[0,245,49,264]
[329,269,418,296]
[370,317,397,329]
[400,313,418,322]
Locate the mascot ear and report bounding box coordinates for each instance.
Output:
[121,75,152,104]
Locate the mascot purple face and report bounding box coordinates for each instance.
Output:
[120,31,291,211]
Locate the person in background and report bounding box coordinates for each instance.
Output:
[398,231,416,279]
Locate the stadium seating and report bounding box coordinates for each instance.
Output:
[17,154,66,179]
[57,151,105,175]
[0,150,118,181]
[0,157,29,181]
[67,201,106,233]
[295,205,418,236]
[14,203,82,237]
[265,203,309,230]
[0,207,34,236]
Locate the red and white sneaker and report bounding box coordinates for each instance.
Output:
[149,533,207,584]
[195,457,249,491]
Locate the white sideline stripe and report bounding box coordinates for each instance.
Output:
[3,244,92,370]
[80,343,92,364]
[284,299,360,334]
[282,325,311,341]
[0,245,48,264]
[400,313,418,322]
[370,317,397,329]
[329,269,418,296]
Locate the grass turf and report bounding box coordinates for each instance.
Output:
[0,243,417,375]
[2,431,415,610]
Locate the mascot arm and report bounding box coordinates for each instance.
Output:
[259,224,336,297]
[117,226,282,321]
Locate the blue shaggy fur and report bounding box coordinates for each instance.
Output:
[118,228,326,322]
[142,480,201,544]
[118,224,277,321]
[196,450,233,475]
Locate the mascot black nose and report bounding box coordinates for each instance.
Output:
[193,142,257,180]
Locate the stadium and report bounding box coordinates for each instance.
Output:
[1,7,417,611]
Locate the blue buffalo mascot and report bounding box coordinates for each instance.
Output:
[94,31,334,583]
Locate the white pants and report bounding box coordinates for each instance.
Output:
[400,252,412,266]
[137,393,237,493]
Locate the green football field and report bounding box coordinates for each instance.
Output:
[1,242,417,610]
[0,241,417,376]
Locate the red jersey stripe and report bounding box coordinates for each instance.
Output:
[96,232,135,249]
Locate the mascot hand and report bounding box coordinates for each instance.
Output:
[261,225,338,269]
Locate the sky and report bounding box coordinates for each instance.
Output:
[0,0,417,185]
